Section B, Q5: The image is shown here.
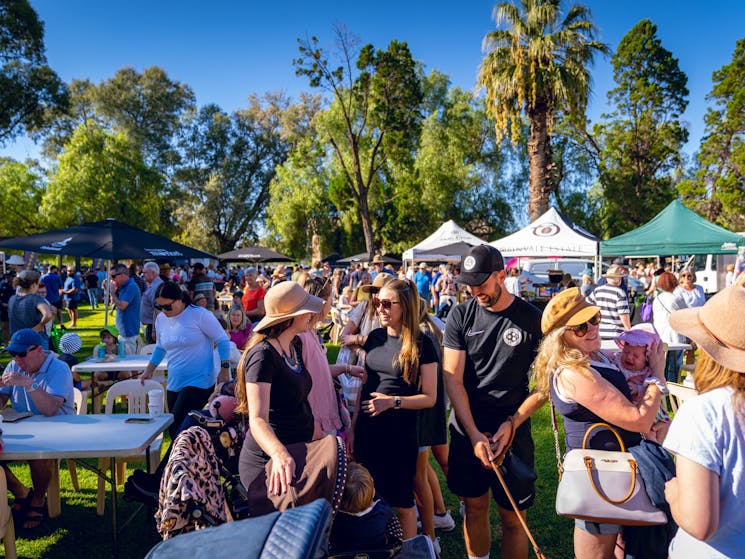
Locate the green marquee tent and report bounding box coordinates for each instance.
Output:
[600,200,745,256]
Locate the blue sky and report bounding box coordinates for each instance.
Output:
[4,0,744,162]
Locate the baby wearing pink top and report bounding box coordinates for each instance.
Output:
[612,324,670,442]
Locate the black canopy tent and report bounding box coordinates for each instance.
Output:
[218,246,293,263]
[336,252,400,264]
[0,219,216,326]
[0,219,216,261]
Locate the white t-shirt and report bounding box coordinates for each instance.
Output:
[652,291,687,343]
[663,387,745,558]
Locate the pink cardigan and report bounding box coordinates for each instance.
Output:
[298,330,342,439]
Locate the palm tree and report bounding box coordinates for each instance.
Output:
[478,0,608,221]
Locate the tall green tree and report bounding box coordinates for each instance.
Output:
[173,93,319,254]
[42,124,164,230]
[679,38,745,231]
[591,19,688,236]
[0,157,46,234]
[40,67,194,171]
[0,0,68,144]
[478,0,607,221]
[294,27,423,254]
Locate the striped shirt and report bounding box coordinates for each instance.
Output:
[587,283,630,339]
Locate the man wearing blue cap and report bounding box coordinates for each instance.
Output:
[0,328,74,529]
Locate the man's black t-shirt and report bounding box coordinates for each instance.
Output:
[443,296,542,432]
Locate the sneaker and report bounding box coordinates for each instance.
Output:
[432,536,441,557]
[459,500,465,518]
[433,510,455,531]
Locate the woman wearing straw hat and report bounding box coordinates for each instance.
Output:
[662,286,745,558]
[532,288,667,559]
[235,281,324,507]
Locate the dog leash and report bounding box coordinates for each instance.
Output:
[489,416,548,559]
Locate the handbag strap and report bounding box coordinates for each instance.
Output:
[583,455,638,505]
[548,390,564,479]
[582,422,626,452]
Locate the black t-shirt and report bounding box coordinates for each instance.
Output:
[443,296,542,431]
[362,328,438,399]
[84,273,98,288]
[243,338,314,445]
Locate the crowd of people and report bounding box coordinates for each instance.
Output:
[0,248,744,559]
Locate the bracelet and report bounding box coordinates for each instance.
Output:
[220,361,231,369]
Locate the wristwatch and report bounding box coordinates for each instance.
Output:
[393,396,402,410]
[28,382,40,392]
[220,361,231,369]
[644,377,670,396]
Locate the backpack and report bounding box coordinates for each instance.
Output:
[639,295,653,322]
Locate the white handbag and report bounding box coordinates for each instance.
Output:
[554,422,667,526]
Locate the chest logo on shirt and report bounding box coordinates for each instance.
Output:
[463,256,476,270]
[466,328,484,337]
[503,327,522,347]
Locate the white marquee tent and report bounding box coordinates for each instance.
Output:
[489,207,599,258]
[402,220,484,263]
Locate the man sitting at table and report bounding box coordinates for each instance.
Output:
[0,328,74,530]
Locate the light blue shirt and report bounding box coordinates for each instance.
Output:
[664,387,745,558]
[150,305,230,391]
[1,352,75,415]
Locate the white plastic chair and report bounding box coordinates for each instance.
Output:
[139,343,168,401]
[65,387,89,493]
[96,379,165,516]
[663,381,698,415]
[0,468,17,559]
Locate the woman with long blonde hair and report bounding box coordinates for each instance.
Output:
[663,286,745,558]
[353,279,438,539]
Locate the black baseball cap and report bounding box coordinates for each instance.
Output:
[457,245,505,286]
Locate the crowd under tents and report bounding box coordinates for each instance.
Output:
[600,200,745,257]
[402,220,484,265]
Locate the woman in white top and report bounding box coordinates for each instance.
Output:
[653,271,688,382]
[673,270,705,308]
[663,286,745,559]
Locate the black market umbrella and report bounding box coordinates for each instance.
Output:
[0,219,216,260]
[218,246,293,263]
[337,252,400,264]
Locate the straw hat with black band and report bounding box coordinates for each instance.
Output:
[253,281,324,333]
[669,285,745,372]
[358,272,393,294]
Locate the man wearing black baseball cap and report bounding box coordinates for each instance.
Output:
[443,245,544,559]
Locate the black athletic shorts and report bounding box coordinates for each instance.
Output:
[66,300,78,310]
[447,419,535,510]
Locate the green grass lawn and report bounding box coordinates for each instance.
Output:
[1,305,574,558]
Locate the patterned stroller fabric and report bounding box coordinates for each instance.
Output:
[156,426,227,539]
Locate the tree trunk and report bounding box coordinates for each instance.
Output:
[358,193,377,256]
[527,104,555,222]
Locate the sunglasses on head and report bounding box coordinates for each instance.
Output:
[9,345,38,358]
[567,312,601,337]
[154,299,178,311]
[372,298,400,311]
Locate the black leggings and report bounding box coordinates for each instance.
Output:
[153,384,215,480]
[166,385,215,440]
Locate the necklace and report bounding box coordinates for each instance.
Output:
[279,340,302,374]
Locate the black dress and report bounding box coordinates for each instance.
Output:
[238,338,314,494]
[354,328,437,508]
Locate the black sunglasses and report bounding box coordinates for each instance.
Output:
[567,312,601,338]
[372,298,401,311]
[154,299,178,311]
[9,345,39,358]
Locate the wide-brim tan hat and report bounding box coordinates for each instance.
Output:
[359,272,393,294]
[670,285,745,372]
[253,281,324,333]
[603,264,628,279]
[541,287,600,334]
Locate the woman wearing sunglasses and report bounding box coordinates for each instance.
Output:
[673,269,705,309]
[141,281,231,441]
[353,279,438,539]
[532,287,667,559]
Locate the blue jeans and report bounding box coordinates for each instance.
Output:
[87,288,99,308]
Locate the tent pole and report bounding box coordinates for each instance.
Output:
[103,259,110,328]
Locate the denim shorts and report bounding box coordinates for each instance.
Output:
[575,519,622,535]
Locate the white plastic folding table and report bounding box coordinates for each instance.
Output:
[1,413,172,558]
